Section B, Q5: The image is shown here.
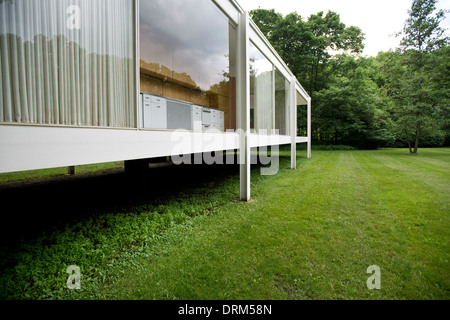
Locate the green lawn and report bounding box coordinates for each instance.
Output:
[1,148,449,300]
[81,148,450,300]
[0,162,124,184]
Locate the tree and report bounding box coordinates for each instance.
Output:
[249,6,448,150]
[395,0,449,153]
[248,8,283,40]
[250,9,365,97]
[313,55,392,148]
[400,0,448,53]
[428,46,450,145]
[250,9,369,147]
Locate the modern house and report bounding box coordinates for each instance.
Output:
[0,0,311,201]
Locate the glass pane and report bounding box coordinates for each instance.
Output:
[249,42,273,132]
[0,0,136,127]
[140,0,236,130]
[275,69,290,135]
[297,90,308,136]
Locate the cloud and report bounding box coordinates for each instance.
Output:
[140,0,232,90]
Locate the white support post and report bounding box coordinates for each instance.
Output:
[307,97,312,159]
[272,66,276,131]
[237,11,251,201]
[67,166,75,175]
[290,77,297,169]
[135,0,141,129]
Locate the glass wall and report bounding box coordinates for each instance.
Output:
[297,90,307,136]
[0,0,136,127]
[249,42,273,133]
[139,0,237,130]
[275,68,290,135]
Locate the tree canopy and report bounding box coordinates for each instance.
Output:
[250,1,449,150]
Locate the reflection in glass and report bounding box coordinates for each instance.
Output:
[0,0,136,127]
[297,90,307,136]
[249,42,273,132]
[275,69,290,135]
[139,0,236,130]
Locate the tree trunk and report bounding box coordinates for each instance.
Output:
[413,122,421,154]
[404,129,413,153]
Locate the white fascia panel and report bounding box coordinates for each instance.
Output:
[0,126,239,173]
[249,134,291,148]
[296,137,309,143]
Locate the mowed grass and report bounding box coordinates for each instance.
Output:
[74,148,449,300]
[0,162,124,184]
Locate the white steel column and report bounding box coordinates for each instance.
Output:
[290,77,297,169]
[135,0,141,129]
[307,97,312,159]
[237,11,251,201]
[272,66,276,131]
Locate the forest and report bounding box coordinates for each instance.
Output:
[250,0,449,151]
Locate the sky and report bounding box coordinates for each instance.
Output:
[239,0,450,57]
[140,0,231,90]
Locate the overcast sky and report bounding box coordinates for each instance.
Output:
[140,0,231,90]
[239,0,450,56]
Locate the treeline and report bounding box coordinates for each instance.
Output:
[250,0,449,150]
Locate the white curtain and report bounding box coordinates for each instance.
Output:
[249,42,274,133]
[275,69,290,135]
[255,70,274,132]
[0,0,136,127]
